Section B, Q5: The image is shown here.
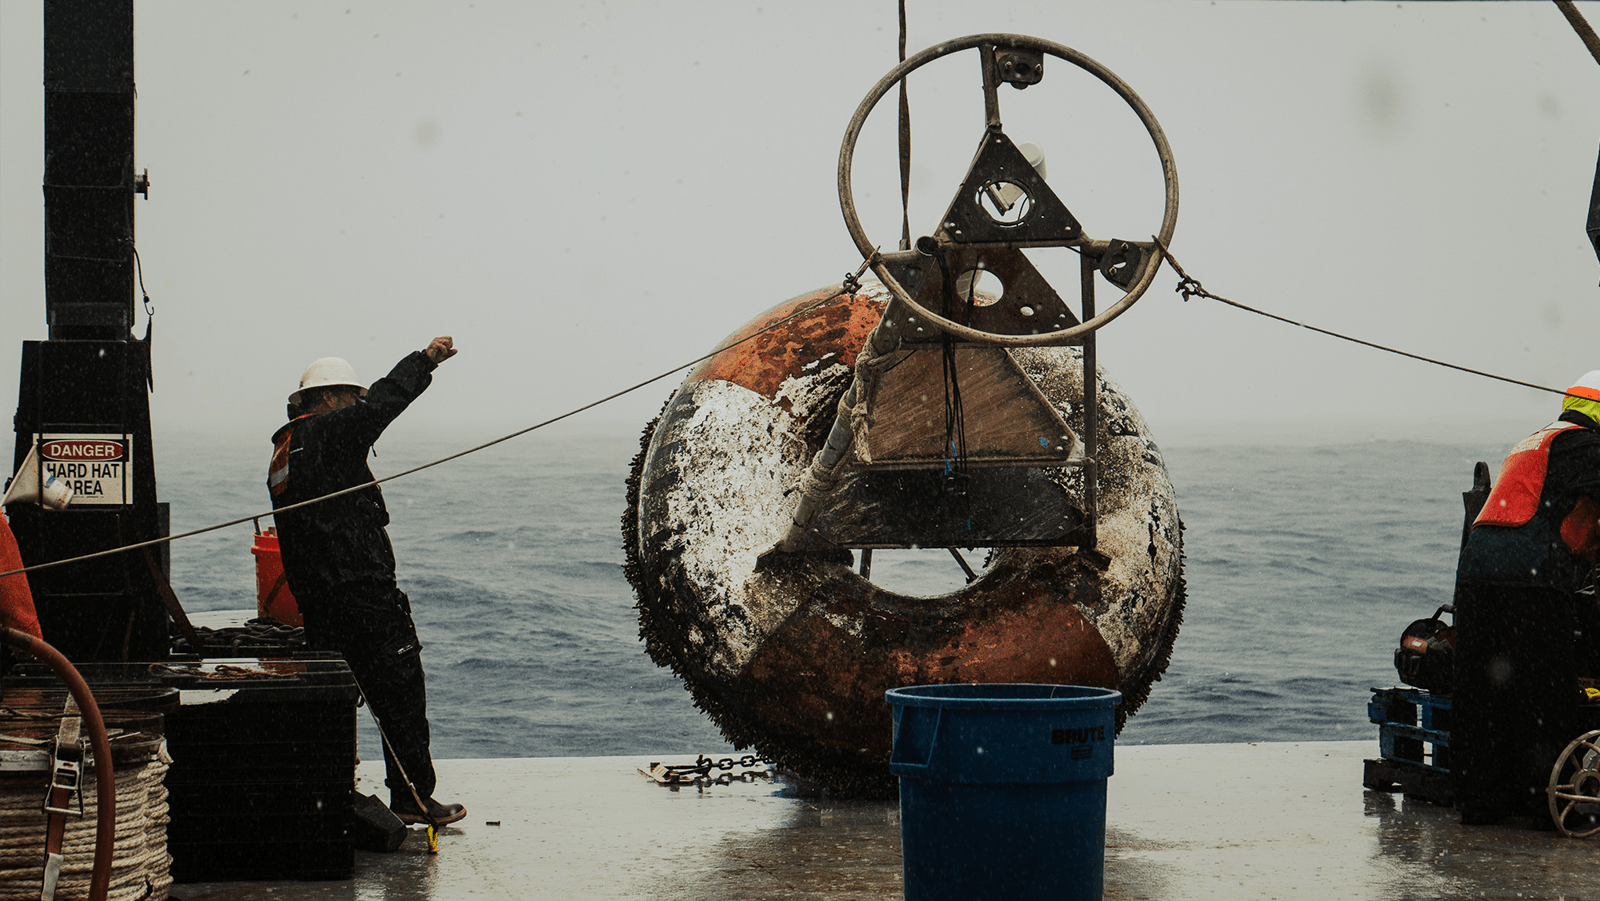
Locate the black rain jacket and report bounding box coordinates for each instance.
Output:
[269,351,436,604]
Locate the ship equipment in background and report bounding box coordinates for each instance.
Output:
[1548,729,1600,838]
[4,0,170,663]
[1,4,364,889]
[1589,144,1600,267]
[625,35,1185,795]
[1365,460,1600,835]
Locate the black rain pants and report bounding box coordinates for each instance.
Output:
[301,587,437,802]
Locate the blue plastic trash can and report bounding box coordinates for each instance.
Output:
[886,683,1121,901]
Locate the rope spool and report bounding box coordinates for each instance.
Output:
[0,704,172,901]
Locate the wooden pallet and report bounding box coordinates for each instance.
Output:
[1363,686,1453,806]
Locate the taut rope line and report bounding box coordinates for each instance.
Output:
[1151,236,1577,402]
[0,276,872,581]
[0,235,1581,580]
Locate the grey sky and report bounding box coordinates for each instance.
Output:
[2,2,1598,446]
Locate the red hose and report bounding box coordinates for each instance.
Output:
[1,626,114,901]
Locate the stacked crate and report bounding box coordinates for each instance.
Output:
[156,658,359,881]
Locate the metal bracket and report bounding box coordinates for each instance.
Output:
[1099,239,1147,291]
[994,48,1044,89]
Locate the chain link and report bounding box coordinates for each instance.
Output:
[647,754,776,789]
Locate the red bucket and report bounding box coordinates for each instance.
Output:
[250,530,302,627]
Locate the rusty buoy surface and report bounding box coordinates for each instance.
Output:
[623,281,1185,795]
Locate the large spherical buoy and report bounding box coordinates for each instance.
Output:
[624,280,1184,795]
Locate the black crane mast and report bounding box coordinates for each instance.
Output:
[6,0,169,661]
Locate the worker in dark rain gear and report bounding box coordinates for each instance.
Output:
[1452,370,1600,826]
[269,337,466,826]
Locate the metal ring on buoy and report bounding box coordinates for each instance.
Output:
[624,281,1185,795]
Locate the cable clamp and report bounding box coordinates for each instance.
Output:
[841,249,881,296]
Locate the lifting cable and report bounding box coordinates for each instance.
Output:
[897,0,912,253]
[928,244,974,504]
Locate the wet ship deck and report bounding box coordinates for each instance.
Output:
[169,740,1596,901]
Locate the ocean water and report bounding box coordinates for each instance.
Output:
[155,423,1509,760]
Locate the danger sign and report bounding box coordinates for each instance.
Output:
[37,433,133,505]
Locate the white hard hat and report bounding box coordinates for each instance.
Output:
[290,357,368,407]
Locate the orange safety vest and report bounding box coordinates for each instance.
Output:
[268,415,313,498]
[1474,421,1600,557]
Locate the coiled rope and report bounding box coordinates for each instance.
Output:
[0,746,170,901]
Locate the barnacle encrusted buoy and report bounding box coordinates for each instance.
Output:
[623,280,1184,795]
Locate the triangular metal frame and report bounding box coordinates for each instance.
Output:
[937,129,1082,245]
[880,245,1080,341]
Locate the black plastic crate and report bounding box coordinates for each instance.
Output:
[3,657,360,881]
[165,702,357,786]
[155,659,359,881]
[166,781,355,870]
[166,780,354,831]
[168,836,355,883]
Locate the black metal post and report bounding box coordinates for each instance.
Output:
[7,0,169,662]
[1080,251,1098,551]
